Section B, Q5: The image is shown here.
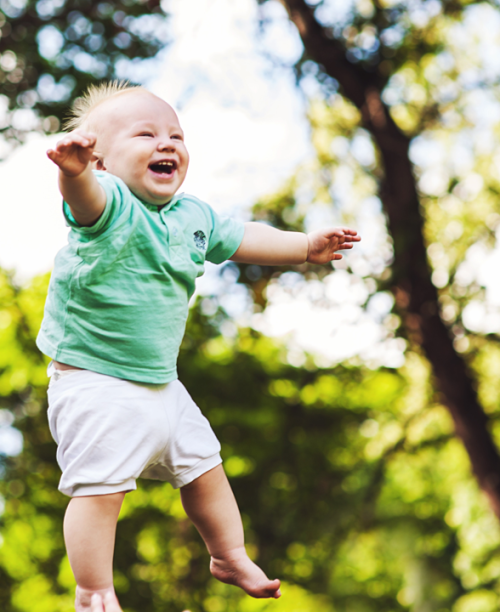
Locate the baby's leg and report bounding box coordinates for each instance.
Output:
[180,465,281,599]
[63,492,125,612]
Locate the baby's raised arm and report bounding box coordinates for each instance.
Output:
[230,223,361,265]
[47,131,106,227]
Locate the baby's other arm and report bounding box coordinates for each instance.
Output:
[47,131,106,227]
[230,222,360,265]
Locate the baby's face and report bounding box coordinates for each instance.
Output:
[88,91,189,205]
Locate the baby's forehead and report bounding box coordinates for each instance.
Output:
[88,91,180,133]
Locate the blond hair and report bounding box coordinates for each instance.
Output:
[64,81,146,131]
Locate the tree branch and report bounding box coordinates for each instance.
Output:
[279,0,500,518]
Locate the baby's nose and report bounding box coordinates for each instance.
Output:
[158,139,176,151]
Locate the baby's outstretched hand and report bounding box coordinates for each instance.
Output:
[47,131,96,177]
[307,227,361,264]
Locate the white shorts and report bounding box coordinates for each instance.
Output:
[47,367,222,497]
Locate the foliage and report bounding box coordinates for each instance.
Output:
[0,0,169,150]
[2,0,500,610]
[253,0,500,521]
[254,0,500,346]
[0,269,499,612]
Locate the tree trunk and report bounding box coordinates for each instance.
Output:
[279,0,500,517]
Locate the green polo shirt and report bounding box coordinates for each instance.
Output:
[36,172,245,383]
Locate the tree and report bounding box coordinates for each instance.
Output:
[3,0,500,609]
[4,268,500,611]
[249,0,500,518]
[0,0,169,148]
[0,269,488,612]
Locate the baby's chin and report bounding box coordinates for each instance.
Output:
[131,188,176,207]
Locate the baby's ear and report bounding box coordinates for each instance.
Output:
[91,153,106,171]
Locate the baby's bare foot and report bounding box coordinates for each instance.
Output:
[210,546,281,599]
[75,586,121,612]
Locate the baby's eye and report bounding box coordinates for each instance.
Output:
[138,132,154,138]
[171,134,183,141]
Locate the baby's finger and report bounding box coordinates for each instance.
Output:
[56,134,94,151]
[46,148,67,165]
[337,227,359,236]
[51,138,70,152]
[50,139,75,155]
[72,129,96,140]
[69,134,94,148]
[75,133,95,147]
[323,228,347,239]
[342,235,361,242]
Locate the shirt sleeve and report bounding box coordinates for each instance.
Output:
[63,172,131,238]
[205,207,245,264]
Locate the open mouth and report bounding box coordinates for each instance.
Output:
[149,160,177,175]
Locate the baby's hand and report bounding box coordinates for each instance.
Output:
[47,131,96,177]
[307,227,361,264]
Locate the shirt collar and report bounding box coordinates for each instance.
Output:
[141,193,184,213]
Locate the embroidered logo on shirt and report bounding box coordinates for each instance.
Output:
[193,230,207,250]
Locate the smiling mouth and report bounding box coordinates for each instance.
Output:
[149,160,177,175]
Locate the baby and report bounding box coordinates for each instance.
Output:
[38,82,360,611]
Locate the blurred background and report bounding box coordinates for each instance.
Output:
[2,0,500,610]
